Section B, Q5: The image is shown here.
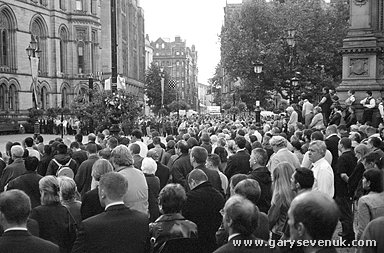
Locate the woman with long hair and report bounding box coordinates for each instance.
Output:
[30,175,75,253]
[268,162,296,240]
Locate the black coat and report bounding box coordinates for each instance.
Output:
[81,187,104,220]
[74,155,99,196]
[325,134,340,170]
[248,166,272,214]
[7,171,43,208]
[182,181,225,253]
[0,230,59,253]
[155,161,170,190]
[72,204,149,253]
[225,150,251,179]
[145,174,160,222]
[171,153,193,189]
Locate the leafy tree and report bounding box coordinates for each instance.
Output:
[145,63,176,113]
[71,89,141,134]
[219,0,349,106]
[167,100,191,112]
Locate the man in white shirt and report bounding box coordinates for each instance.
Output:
[302,96,314,128]
[24,137,40,161]
[308,140,334,198]
[360,91,376,124]
[206,153,228,194]
[129,129,148,158]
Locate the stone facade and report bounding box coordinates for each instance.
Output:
[0,0,145,119]
[151,36,199,111]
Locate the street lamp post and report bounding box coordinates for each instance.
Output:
[253,61,263,124]
[26,35,42,136]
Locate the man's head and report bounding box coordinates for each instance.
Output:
[310,131,324,141]
[308,140,326,163]
[10,145,24,159]
[325,125,337,137]
[88,133,97,142]
[288,191,339,241]
[0,190,31,228]
[190,146,208,167]
[206,153,221,170]
[222,195,259,236]
[24,137,34,148]
[110,145,133,168]
[187,169,208,190]
[229,174,248,196]
[175,140,189,154]
[98,172,128,207]
[366,90,372,97]
[291,167,314,193]
[249,148,268,167]
[57,143,68,155]
[36,135,44,144]
[152,136,161,146]
[107,137,118,150]
[269,136,287,153]
[75,134,83,143]
[131,129,143,140]
[129,143,141,155]
[234,136,246,150]
[234,179,261,206]
[25,156,39,172]
[338,137,352,152]
[86,143,98,155]
[367,137,382,151]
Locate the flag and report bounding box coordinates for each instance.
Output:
[168,79,177,89]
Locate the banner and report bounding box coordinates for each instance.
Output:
[30,57,39,79]
[161,78,165,107]
[104,78,111,91]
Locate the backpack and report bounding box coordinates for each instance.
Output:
[53,159,74,178]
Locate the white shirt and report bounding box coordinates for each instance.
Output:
[105,201,125,210]
[360,97,375,109]
[311,157,334,198]
[302,100,314,116]
[26,147,40,161]
[379,103,384,118]
[129,141,148,158]
[228,233,241,241]
[301,149,333,169]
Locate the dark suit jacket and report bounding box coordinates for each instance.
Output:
[214,234,276,253]
[248,167,272,214]
[72,150,88,168]
[72,204,149,253]
[75,155,99,196]
[182,181,225,253]
[0,230,59,253]
[155,162,170,190]
[0,158,26,192]
[133,154,144,170]
[325,134,340,170]
[81,187,104,220]
[171,153,193,189]
[7,171,43,208]
[225,150,251,179]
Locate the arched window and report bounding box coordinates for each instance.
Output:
[59,27,68,73]
[31,17,48,76]
[77,41,85,74]
[0,83,6,110]
[8,84,16,111]
[40,86,48,110]
[0,7,16,71]
[59,0,65,10]
[62,86,68,107]
[76,0,83,11]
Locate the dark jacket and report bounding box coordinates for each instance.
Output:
[72,150,88,168]
[149,213,197,252]
[81,187,104,220]
[335,150,357,197]
[75,155,99,196]
[182,181,225,253]
[325,134,340,170]
[155,162,170,190]
[248,166,272,214]
[348,162,365,200]
[133,154,144,170]
[7,171,43,208]
[72,204,149,253]
[145,174,160,222]
[0,230,59,253]
[0,158,26,192]
[37,154,53,176]
[30,203,73,253]
[225,150,251,179]
[214,234,276,253]
[171,153,193,189]
[46,154,78,176]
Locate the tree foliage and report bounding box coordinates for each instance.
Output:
[218,0,349,106]
[145,63,177,113]
[71,89,141,133]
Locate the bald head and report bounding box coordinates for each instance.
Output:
[289,191,339,241]
[147,149,160,162]
[188,169,208,190]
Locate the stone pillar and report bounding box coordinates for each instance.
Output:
[337,0,384,125]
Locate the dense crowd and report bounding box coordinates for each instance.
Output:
[0,88,384,253]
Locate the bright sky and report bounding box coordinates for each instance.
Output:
[140,0,242,85]
[140,0,330,85]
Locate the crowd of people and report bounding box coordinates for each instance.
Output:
[0,88,384,253]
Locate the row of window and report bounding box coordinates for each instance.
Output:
[58,0,98,14]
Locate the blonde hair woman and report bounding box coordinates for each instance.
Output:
[30,176,74,252]
[58,176,82,225]
[268,162,296,240]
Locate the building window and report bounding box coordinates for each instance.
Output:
[0,7,16,71]
[8,84,16,110]
[0,83,5,110]
[62,87,68,107]
[176,51,179,56]
[40,86,48,110]
[59,0,65,10]
[162,43,165,49]
[91,0,97,14]
[76,0,83,11]
[77,42,84,74]
[91,31,97,73]
[156,43,159,49]
[59,27,68,73]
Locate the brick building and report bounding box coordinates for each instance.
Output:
[151,36,199,110]
[0,0,145,119]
